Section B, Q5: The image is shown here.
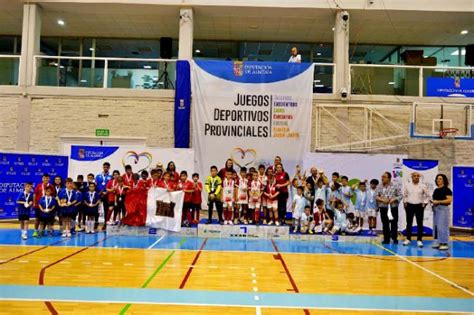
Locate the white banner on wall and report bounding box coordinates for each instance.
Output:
[69,145,194,177]
[146,187,184,232]
[191,60,314,176]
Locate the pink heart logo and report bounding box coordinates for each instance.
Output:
[122,151,153,173]
[231,148,257,168]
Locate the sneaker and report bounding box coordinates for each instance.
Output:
[293,228,298,233]
[417,241,423,248]
[309,230,314,235]
[67,231,72,237]
[106,221,114,226]
[403,239,411,246]
[439,244,449,250]
[61,231,67,238]
[243,220,248,225]
[229,220,234,225]
[91,230,96,234]
[206,219,211,225]
[432,243,440,249]
[32,230,39,238]
[263,220,267,225]
[275,221,280,226]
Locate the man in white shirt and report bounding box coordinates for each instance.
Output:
[288,47,302,63]
[402,172,430,247]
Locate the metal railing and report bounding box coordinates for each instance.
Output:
[33,55,177,89]
[0,55,21,86]
[349,63,473,97]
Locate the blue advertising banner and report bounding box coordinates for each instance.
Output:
[426,77,474,98]
[0,152,68,219]
[452,166,474,229]
[174,60,191,148]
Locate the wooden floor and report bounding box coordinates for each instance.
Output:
[0,229,473,314]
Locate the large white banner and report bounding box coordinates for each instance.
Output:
[146,187,183,232]
[302,153,407,184]
[192,60,314,176]
[69,145,194,177]
[401,159,438,235]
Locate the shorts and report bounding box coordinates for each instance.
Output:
[293,210,303,219]
[84,206,98,217]
[222,201,233,209]
[367,208,377,217]
[60,206,76,219]
[266,199,278,210]
[35,208,41,219]
[191,203,201,211]
[261,196,268,208]
[248,198,261,209]
[354,210,367,218]
[39,213,55,225]
[18,213,30,221]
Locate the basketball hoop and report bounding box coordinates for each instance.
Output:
[438,128,459,138]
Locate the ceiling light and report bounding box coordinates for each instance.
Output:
[57,19,65,26]
[388,81,395,85]
[332,27,335,31]
[315,84,325,87]
[195,49,201,53]
[451,49,466,56]
[249,25,258,29]
[460,30,468,35]
[316,52,322,56]
[89,48,94,51]
[80,79,87,83]
[144,65,152,69]
[314,79,321,82]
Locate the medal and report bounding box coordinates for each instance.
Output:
[66,190,73,205]
[45,196,51,211]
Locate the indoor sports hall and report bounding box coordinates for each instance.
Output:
[0,0,473,314]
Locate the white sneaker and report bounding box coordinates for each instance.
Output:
[275,221,280,226]
[439,244,449,250]
[224,220,228,225]
[263,220,267,225]
[268,221,274,225]
[66,231,72,237]
[229,220,234,225]
[417,241,423,248]
[403,239,411,246]
[293,228,298,233]
[91,230,95,234]
[432,243,440,249]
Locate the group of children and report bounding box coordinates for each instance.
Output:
[16,161,384,239]
[290,172,380,235]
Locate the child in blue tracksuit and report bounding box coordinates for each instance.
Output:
[367,179,379,235]
[331,200,348,234]
[83,182,100,234]
[326,182,342,218]
[58,178,78,238]
[16,182,34,240]
[353,181,369,230]
[39,186,57,236]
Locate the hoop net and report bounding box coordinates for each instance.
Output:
[439,128,459,138]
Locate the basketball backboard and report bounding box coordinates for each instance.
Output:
[410,102,473,140]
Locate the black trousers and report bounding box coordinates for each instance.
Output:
[208,200,223,222]
[380,206,399,242]
[405,203,424,241]
[277,192,289,221]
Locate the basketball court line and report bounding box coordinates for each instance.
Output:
[373,242,474,297]
[0,237,76,265]
[147,234,166,249]
[1,285,472,313]
[119,237,187,314]
[179,237,208,289]
[271,239,310,315]
[38,236,110,315]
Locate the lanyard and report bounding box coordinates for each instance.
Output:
[125,173,133,183]
[118,186,124,195]
[24,192,30,202]
[55,186,60,194]
[269,180,276,194]
[101,173,108,186]
[152,178,159,187]
[89,192,95,203]
[66,190,73,203]
[42,184,47,196]
[210,177,218,190]
[45,196,51,209]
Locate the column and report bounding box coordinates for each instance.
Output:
[333,11,350,145]
[333,10,349,97]
[17,3,41,151]
[178,8,194,60]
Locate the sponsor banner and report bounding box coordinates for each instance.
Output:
[191,60,314,178]
[197,224,289,239]
[401,159,439,235]
[146,187,184,232]
[175,60,192,148]
[426,77,474,98]
[452,165,474,229]
[69,145,194,178]
[0,152,68,219]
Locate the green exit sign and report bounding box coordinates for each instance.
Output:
[95,129,110,137]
